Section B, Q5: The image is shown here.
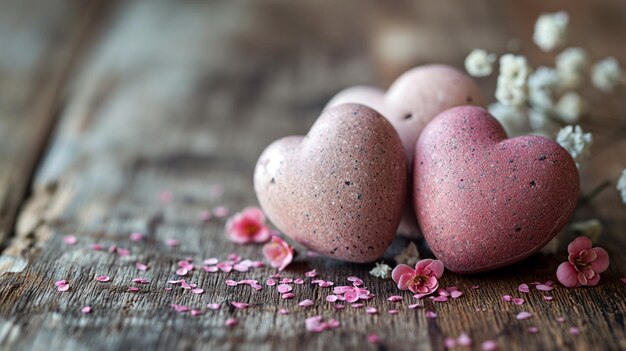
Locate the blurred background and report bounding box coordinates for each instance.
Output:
[0,0,625,241]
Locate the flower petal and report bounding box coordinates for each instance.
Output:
[427,260,445,279]
[556,262,580,287]
[391,264,414,283]
[589,247,609,273]
[567,236,592,256]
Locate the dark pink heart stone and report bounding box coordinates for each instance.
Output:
[413,106,579,273]
[254,103,407,262]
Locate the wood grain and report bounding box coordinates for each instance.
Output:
[0,1,624,350]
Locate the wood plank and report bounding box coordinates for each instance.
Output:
[0,1,624,350]
[0,0,107,251]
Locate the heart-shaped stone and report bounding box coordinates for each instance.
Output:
[413,106,579,273]
[326,64,486,237]
[254,103,407,262]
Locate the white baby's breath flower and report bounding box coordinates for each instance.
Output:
[496,54,531,107]
[570,219,603,243]
[591,57,623,92]
[528,66,559,110]
[617,169,626,204]
[465,49,497,77]
[533,12,569,51]
[394,242,420,267]
[369,262,392,279]
[528,108,560,137]
[488,102,527,136]
[555,92,587,124]
[556,125,592,168]
[556,47,588,90]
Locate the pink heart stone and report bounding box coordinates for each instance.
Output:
[413,106,579,273]
[254,104,407,262]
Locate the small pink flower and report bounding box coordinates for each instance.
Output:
[225,207,271,244]
[262,235,294,271]
[556,237,609,288]
[391,259,444,295]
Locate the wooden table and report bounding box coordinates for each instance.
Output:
[0,1,624,350]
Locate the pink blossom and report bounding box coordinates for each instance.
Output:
[262,235,294,271]
[392,259,444,295]
[305,316,339,333]
[225,207,271,244]
[556,236,609,287]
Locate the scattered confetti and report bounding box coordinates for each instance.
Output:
[63,235,77,245]
[135,263,149,271]
[518,284,530,293]
[513,298,525,305]
[191,288,204,294]
[387,295,403,302]
[481,340,498,351]
[207,303,221,310]
[366,307,378,314]
[231,302,249,309]
[128,287,140,292]
[451,290,463,299]
[176,268,189,276]
[543,296,554,301]
[502,295,513,302]
[281,293,294,299]
[132,277,149,284]
[130,232,144,241]
[516,311,532,320]
[95,275,111,282]
[298,299,314,307]
[536,284,554,291]
[408,303,421,309]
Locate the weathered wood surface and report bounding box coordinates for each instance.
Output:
[0,1,625,350]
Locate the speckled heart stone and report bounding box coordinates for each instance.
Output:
[254,103,407,262]
[413,106,579,274]
[325,64,486,238]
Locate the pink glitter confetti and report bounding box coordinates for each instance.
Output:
[135,263,149,271]
[213,206,229,218]
[132,277,149,284]
[95,275,110,282]
[516,311,532,320]
[387,295,403,302]
[231,302,249,309]
[528,327,539,334]
[513,298,525,305]
[225,318,237,327]
[299,299,314,307]
[279,308,289,315]
[536,284,554,291]
[450,291,463,299]
[481,340,498,351]
[569,327,581,335]
[543,296,554,301]
[425,311,437,319]
[63,235,77,245]
[128,287,140,292]
[457,333,472,346]
[502,295,513,302]
[176,268,188,276]
[305,269,317,278]
[90,243,103,251]
[277,284,292,293]
[366,307,378,314]
[130,232,144,241]
[408,303,421,309]
[367,333,379,344]
[518,284,530,293]
[281,293,294,299]
[192,288,204,294]
[388,309,398,315]
[204,303,219,310]
[81,306,92,314]
[165,239,179,247]
[191,309,204,316]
